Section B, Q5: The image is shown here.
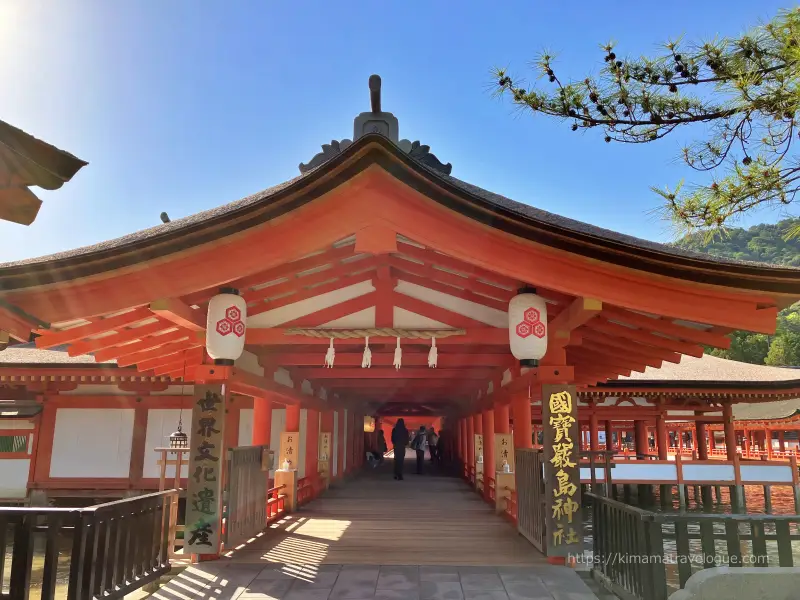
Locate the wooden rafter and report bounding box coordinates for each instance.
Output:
[580,329,682,364]
[392,271,508,311]
[67,319,174,357]
[247,272,376,317]
[117,339,202,368]
[35,308,154,349]
[601,306,731,349]
[392,291,494,330]
[150,298,205,331]
[93,329,200,363]
[582,319,704,357]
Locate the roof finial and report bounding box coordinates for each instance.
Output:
[369,74,381,113]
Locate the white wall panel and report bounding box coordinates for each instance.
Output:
[342,409,348,473]
[395,280,507,327]
[239,409,253,446]
[143,409,191,479]
[50,409,134,478]
[0,459,30,498]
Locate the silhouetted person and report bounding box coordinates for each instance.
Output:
[412,425,427,474]
[377,429,387,464]
[391,419,410,480]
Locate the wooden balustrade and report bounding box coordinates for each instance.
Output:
[0,490,178,600]
[588,491,800,600]
[267,485,286,520]
[486,477,496,503]
[504,489,517,525]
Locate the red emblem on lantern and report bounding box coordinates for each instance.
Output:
[515,308,545,339]
[216,305,245,338]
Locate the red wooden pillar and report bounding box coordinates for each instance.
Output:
[460,418,468,466]
[634,420,648,457]
[779,430,786,452]
[306,409,320,484]
[482,409,495,502]
[474,413,483,438]
[709,429,717,450]
[695,415,709,460]
[655,413,668,460]
[589,413,600,452]
[512,394,532,450]
[252,396,273,446]
[286,404,301,432]
[495,404,510,434]
[743,428,750,454]
[337,409,346,479]
[604,420,614,451]
[765,428,773,457]
[467,415,475,468]
[723,403,737,461]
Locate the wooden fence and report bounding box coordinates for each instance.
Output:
[224,445,269,549]
[588,491,800,600]
[515,448,547,553]
[0,489,178,600]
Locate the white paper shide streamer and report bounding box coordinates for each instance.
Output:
[393,337,402,370]
[428,337,438,368]
[324,338,335,368]
[361,336,372,368]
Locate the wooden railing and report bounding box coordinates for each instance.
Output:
[0,490,177,600]
[267,485,286,520]
[504,489,517,525]
[588,491,800,600]
[297,474,324,506]
[486,476,496,502]
[225,445,270,549]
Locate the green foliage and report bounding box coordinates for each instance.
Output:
[766,330,800,365]
[493,8,800,237]
[675,218,800,364]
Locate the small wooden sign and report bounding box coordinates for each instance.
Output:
[474,433,484,462]
[495,433,514,473]
[279,432,299,469]
[319,432,332,460]
[542,384,582,558]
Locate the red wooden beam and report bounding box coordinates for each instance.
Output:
[601,306,732,349]
[35,308,154,349]
[388,257,514,301]
[117,339,202,368]
[296,368,495,379]
[578,338,664,369]
[393,271,507,311]
[243,257,382,306]
[183,243,359,306]
[93,329,201,363]
[247,272,376,317]
[279,291,377,328]
[271,352,512,368]
[142,347,205,373]
[549,297,603,344]
[150,298,206,331]
[582,319,704,358]
[580,329,682,364]
[245,327,508,345]
[392,291,494,330]
[68,319,177,357]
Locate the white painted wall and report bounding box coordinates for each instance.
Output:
[332,411,339,477]
[50,409,135,478]
[143,409,191,479]
[0,460,30,498]
[395,280,507,327]
[239,409,253,446]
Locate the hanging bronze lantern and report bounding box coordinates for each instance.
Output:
[169,424,189,449]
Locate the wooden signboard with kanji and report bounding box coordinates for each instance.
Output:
[184,384,227,554]
[474,433,484,462]
[319,432,332,460]
[494,433,514,473]
[542,384,582,558]
[279,432,299,469]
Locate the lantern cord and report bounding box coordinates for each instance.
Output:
[362,336,372,369]
[393,337,402,370]
[428,337,438,368]
[177,357,187,433]
[285,327,465,339]
[324,338,335,368]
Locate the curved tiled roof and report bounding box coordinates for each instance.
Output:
[0,135,799,295]
[616,354,800,384]
[0,343,113,365]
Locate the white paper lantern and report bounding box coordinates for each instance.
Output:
[508,288,547,365]
[206,289,247,363]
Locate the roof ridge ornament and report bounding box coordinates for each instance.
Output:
[298,75,452,175]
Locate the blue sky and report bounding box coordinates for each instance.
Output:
[0,1,792,262]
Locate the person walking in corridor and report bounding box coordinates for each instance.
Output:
[412,425,428,474]
[426,427,439,465]
[391,419,410,480]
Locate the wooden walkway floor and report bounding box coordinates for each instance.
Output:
[226,463,545,566]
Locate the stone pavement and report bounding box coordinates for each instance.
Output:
[145,563,608,600]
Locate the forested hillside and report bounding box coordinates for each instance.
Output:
[672,219,800,365]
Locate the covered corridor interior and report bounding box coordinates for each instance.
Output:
[149,454,610,600]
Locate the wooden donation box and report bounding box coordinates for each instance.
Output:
[494,433,515,513]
